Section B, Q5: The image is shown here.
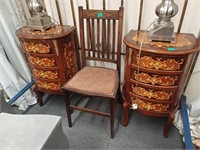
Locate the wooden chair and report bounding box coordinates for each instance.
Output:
[62,6,124,138]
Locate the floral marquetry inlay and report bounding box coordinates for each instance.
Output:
[36,80,60,90]
[63,42,77,79]
[132,86,172,100]
[132,99,169,112]
[28,56,55,67]
[23,42,50,53]
[136,55,184,70]
[134,72,177,86]
[22,26,64,35]
[32,69,58,79]
[132,32,192,48]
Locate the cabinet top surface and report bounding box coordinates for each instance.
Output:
[124,30,199,55]
[16,25,75,39]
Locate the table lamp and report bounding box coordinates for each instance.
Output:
[27,0,54,31]
[149,0,178,42]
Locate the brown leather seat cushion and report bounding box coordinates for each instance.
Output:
[62,66,119,98]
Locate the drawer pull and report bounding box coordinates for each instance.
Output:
[23,42,50,53]
[136,55,184,70]
[28,56,55,67]
[132,99,169,112]
[134,72,177,86]
[132,86,172,100]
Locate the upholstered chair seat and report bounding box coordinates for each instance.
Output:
[63,66,118,98]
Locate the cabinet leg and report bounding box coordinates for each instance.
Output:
[163,112,175,138]
[122,101,129,127]
[33,86,43,106]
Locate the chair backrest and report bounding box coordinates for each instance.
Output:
[78,6,124,73]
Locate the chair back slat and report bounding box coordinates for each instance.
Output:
[86,19,91,57]
[97,19,100,58]
[102,19,106,59]
[91,19,95,57]
[112,20,116,60]
[79,6,124,70]
[106,20,111,59]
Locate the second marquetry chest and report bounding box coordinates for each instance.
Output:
[122,30,199,137]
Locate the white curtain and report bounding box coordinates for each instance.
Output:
[0,0,37,111]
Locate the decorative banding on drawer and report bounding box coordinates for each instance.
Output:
[131,85,173,100]
[131,99,169,112]
[135,55,184,71]
[36,80,60,90]
[32,69,58,79]
[23,42,51,54]
[28,56,55,67]
[133,71,178,86]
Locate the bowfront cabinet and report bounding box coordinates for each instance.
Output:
[16,25,79,106]
[122,30,199,137]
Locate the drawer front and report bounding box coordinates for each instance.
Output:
[36,80,61,91]
[28,56,56,67]
[130,94,170,112]
[132,71,178,86]
[22,40,54,54]
[132,99,169,112]
[130,84,174,101]
[32,69,59,80]
[133,53,185,71]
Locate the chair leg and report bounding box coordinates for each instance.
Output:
[110,99,115,138]
[63,92,72,127]
[117,86,122,103]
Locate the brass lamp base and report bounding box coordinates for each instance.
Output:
[28,16,54,31]
[149,22,175,42]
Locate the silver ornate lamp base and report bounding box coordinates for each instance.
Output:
[28,15,54,31]
[149,22,175,42]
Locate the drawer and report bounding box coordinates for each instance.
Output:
[132,70,178,86]
[32,68,59,80]
[28,55,56,67]
[132,53,185,71]
[21,39,55,54]
[130,94,170,112]
[129,82,175,101]
[36,80,61,91]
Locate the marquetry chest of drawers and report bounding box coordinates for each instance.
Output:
[122,30,199,137]
[16,25,79,106]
